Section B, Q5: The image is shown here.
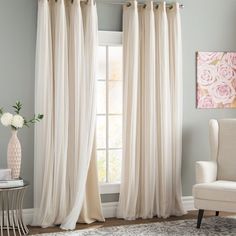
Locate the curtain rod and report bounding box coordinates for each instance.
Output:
[55,0,184,9]
[79,0,184,9]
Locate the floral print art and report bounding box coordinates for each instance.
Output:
[197,52,236,108]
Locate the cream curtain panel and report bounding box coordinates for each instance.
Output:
[33,0,104,230]
[117,1,186,220]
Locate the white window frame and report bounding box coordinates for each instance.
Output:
[98,31,123,194]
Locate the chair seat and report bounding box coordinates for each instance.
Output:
[193,180,236,202]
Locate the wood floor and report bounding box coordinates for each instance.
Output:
[28,210,233,235]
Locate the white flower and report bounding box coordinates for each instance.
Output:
[1,113,13,127]
[217,62,236,82]
[198,52,224,66]
[208,80,236,104]
[198,64,217,86]
[11,115,24,129]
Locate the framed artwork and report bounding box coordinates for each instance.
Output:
[197,52,236,108]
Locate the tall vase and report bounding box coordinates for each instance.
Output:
[7,129,21,179]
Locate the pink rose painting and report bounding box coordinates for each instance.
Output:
[197,52,236,108]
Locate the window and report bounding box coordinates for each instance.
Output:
[96,32,123,192]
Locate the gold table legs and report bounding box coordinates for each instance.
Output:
[0,188,29,236]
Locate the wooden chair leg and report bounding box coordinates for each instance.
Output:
[197,209,204,228]
[215,211,219,216]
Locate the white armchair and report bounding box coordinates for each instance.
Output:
[193,119,236,228]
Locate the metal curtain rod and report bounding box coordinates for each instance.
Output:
[55,0,184,9]
[79,0,184,9]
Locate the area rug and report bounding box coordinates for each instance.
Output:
[35,216,236,235]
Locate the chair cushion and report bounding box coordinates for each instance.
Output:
[193,181,236,202]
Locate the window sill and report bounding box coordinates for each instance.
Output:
[99,31,122,45]
[99,183,120,194]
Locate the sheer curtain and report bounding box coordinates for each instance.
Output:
[33,0,104,230]
[117,0,186,220]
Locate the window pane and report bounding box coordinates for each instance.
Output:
[96,43,123,184]
[109,46,122,81]
[96,115,106,149]
[109,150,122,183]
[109,81,122,114]
[97,81,106,114]
[109,115,122,148]
[97,46,106,80]
[97,150,106,183]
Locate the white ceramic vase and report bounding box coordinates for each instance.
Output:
[7,130,21,179]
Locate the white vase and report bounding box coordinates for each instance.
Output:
[7,130,21,179]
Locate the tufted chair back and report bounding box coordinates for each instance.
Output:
[209,119,236,181]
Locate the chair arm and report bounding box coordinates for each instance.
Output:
[196,161,217,184]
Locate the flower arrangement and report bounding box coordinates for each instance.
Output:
[0,101,43,130]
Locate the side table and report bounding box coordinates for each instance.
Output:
[0,181,29,236]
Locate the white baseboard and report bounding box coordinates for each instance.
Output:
[23,196,195,224]
[101,196,195,218]
[182,196,195,212]
[102,202,119,218]
[23,208,34,225]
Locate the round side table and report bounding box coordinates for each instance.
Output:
[0,181,29,236]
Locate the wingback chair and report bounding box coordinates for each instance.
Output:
[193,119,236,228]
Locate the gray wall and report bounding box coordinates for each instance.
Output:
[0,0,37,208]
[181,0,236,196]
[1,0,236,208]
